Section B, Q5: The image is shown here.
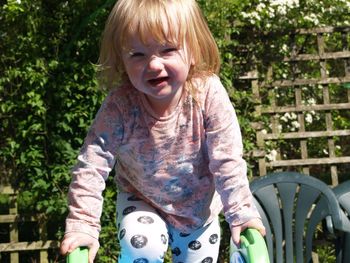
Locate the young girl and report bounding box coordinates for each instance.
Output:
[60,0,265,262]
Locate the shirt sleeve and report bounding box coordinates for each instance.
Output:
[203,76,260,228]
[64,90,123,239]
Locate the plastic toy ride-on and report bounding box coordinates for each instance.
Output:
[66,228,269,263]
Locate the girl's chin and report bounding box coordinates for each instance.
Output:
[145,89,180,102]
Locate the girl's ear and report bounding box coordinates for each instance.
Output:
[188,50,196,66]
[191,55,196,66]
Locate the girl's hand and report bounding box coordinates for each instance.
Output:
[230,218,266,246]
[60,232,100,263]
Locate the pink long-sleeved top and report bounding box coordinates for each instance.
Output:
[65,75,260,239]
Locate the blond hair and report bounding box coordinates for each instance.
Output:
[97,0,220,93]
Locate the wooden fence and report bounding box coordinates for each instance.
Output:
[250,26,350,185]
[0,185,59,263]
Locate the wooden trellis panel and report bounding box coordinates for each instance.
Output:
[0,186,59,263]
[252,26,350,185]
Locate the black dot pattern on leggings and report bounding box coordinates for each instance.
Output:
[179,232,190,237]
[131,235,148,248]
[172,247,181,256]
[137,216,154,224]
[202,257,213,263]
[133,258,148,263]
[169,233,174,243]
[123,206,136,215]
[119,228,126,240]
[128,195,142,201]
[188,240,202,250]
[209,233,218,244]
[161,234,167,244]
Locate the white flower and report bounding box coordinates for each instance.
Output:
[291,120,300,129]
[268,7,275,17]
[277,5,287,15]
[270,0,299,6]
[304,14,320,25]
[290,112,297,119]
[266,149,278,161]
[307,98,316,105]
[257,3,266,12]
[280,112,298,123]
[241,12,249,19]
[280,114,288,122]
[281,44,289,52]
[305,113,313,124]
[251,11,261,21]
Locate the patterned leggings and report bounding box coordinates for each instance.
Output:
[116,192,221,263]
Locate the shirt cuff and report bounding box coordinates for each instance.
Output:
[65,219,100,240]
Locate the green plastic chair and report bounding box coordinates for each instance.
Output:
[250,172,344,263]
[332,180,350,263]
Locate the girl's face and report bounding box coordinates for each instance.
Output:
[122,33,192,115]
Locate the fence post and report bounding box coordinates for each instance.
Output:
[8,187,19,263]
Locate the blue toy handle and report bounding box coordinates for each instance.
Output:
[230,251,247,263]
[66,247,88,263]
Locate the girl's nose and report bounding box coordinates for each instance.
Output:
[147,56,164,71]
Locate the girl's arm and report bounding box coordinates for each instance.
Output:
[203,76,264,236]
[61,89,123,259]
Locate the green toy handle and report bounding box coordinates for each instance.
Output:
[230,228,270,263]
[240,228,269,263]
[66,247,88,263]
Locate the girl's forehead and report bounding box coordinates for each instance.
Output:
[126,31,179,45]
[123,6,185,43]
[123,23,183,49]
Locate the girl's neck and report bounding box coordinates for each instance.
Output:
[143,87,184,117]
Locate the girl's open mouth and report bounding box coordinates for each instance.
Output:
[148,77,169,86]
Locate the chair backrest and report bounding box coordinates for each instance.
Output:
[250,172,343,263]
[332,180,350,263]
[333,180,350,229]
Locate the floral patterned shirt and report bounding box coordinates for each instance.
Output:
[65,75,260,239]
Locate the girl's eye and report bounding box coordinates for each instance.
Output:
[163,47,178,54]
[129,52,144,58]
